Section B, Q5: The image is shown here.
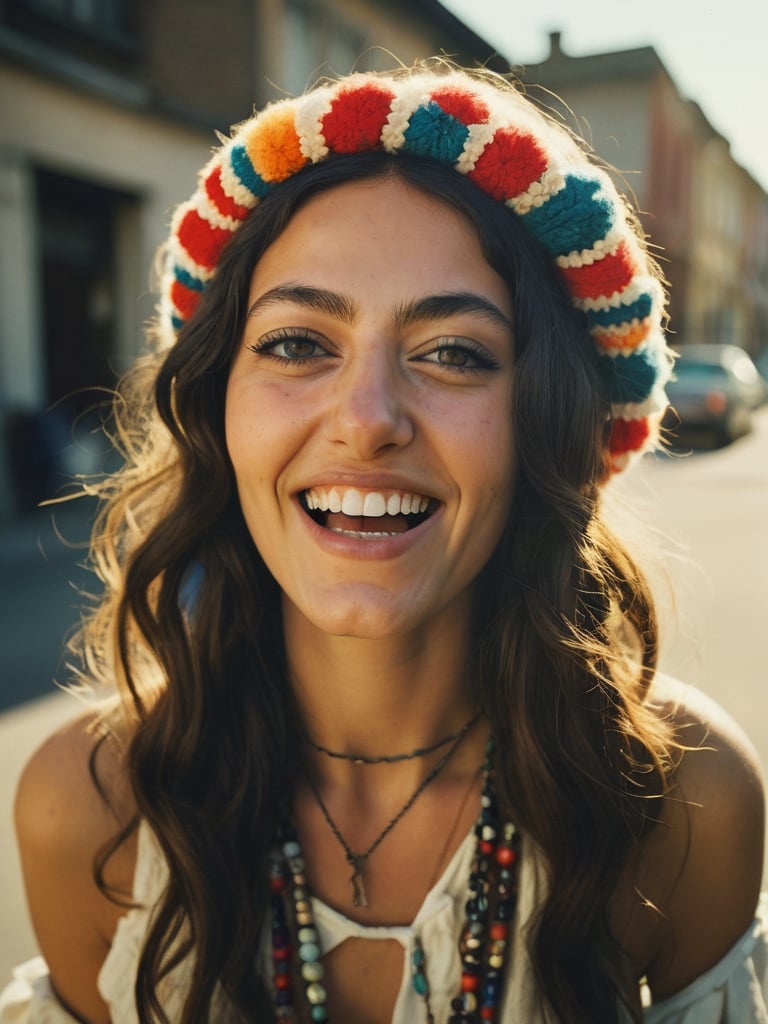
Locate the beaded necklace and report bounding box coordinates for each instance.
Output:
[268,739,521,1023]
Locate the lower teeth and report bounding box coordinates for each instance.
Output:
[329,528,401,539]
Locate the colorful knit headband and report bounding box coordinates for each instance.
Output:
[159,68,672,472]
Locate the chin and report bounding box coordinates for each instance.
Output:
[284,587,431,643]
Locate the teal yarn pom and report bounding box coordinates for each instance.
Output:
[402,102,470,166]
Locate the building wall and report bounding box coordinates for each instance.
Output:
[0,62,214,515]
[519,36,768,356]
[140,0,257,127]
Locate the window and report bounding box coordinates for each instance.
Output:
[283,0,368,95]
[7,0,135,48]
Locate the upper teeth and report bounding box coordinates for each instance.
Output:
[304,487,430,517]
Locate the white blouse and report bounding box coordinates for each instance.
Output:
[2,821,767,1023]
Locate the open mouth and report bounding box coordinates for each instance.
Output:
[300,486,436,538]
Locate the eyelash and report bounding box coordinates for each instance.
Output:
[420,338,501,372]
[247,328,328,365]
[247,330,501,372]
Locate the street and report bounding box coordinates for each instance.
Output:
[608,408,768,740]
[1,409,767,984]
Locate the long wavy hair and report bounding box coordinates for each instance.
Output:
[78,151,674,1023]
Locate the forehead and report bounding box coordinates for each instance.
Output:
[248,176,513,319]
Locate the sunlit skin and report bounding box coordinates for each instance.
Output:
[226,177,515,662]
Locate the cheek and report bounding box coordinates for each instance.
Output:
[226,377,286,463]
[461,402,515,496]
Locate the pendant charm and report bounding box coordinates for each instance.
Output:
[350,855,368,907]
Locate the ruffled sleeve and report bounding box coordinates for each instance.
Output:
[0,957,82,1023]
[643,894,768,1023]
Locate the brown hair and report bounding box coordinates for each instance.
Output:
[79,152,673,1023]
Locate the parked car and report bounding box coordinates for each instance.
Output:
[662,343,767,446]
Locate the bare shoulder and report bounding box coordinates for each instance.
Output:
[638,676,765,999]
[15,707,138,1024]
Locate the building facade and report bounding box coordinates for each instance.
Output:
[519,32,768,359]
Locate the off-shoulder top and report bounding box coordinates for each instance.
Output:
[2,821,767,1022]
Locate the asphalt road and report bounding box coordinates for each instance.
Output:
[1,409,766,985]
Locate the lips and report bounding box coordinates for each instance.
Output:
[301,486,436,537]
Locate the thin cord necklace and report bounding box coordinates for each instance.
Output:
[302,712,479,765]
[303,718,477,908]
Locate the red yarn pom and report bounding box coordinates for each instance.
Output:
[609,417,650,455]
[322,83,395,153]
[177,208,232,270]
[560,242,635,300]
[430,87,489,125]
[170,279,201,320]
[469,128,547,201]
[204,165,251,221]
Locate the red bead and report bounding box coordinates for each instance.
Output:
[270,876,287,893]
[481,1006,497,1020]
[461,973,481,993]
[495,845,517,867]
[274,973,292,991]
[480,840,494,855]
[489,922,509,941]
[273,944,291,962]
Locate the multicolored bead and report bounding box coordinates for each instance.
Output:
[272,739,520,1023]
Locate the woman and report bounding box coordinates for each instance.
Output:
[2,64,765,1024]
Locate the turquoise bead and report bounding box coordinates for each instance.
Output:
[413,971,429,997]
[299,942,320,963]
[310,1007,328,1021]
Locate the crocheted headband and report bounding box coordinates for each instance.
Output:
[159,68,672,472]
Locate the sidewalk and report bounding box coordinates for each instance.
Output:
[0,690,82,983]
[0,499,96,710]
[0,498,98,981]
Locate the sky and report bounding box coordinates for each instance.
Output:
[442,0,768,193]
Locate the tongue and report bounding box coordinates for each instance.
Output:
[325,512,411,534]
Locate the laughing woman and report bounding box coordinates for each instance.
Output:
[2,64,765,1024]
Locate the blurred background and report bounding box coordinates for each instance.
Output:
[1,0,766,982]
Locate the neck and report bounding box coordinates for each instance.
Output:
[283,598,478,762]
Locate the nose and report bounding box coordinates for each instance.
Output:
[326,350,414,458]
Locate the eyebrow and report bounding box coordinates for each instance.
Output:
[246,284,357,323]
[393,293,513,334]
[246,284,513,334]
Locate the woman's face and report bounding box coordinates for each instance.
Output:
[225,175,516,642]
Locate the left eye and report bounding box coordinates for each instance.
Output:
[418,341,498,371]
[273,337,322,359]
[431,346,473,367]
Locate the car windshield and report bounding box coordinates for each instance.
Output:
[673,361,728,385]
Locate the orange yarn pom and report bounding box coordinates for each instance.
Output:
[245,107,307,183]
